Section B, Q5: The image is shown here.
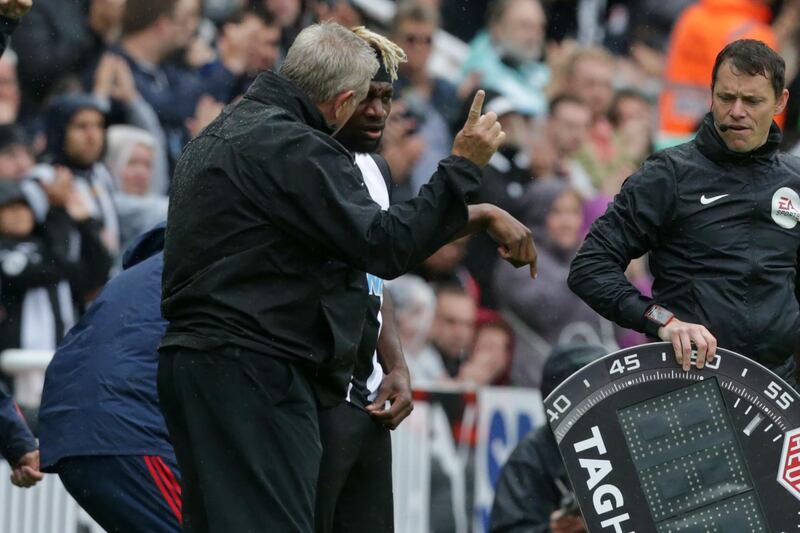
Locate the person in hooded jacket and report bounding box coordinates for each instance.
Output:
[30,93,120,259]
[494,179,618,388]
[489,344,607,533]
[569,39,800,378]
[37,223,182,533]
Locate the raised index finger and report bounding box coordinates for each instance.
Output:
[466,90,486,127]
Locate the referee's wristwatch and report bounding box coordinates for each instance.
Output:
[644,304,675,337]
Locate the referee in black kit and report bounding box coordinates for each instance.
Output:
[158,20,536,533]
[569,40,800,380]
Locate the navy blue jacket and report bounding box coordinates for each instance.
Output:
[38,224,172,470]
[0,389,35,465]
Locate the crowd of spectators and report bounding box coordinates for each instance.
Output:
[3,0,800,406]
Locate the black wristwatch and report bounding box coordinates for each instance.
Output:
[644,304,675,337]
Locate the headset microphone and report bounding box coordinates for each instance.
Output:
[717,122,729,132]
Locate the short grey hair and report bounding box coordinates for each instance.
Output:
[280,21,378,104]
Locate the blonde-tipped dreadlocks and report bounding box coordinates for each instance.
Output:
[350,26,407,82]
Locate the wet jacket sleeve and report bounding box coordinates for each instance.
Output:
[0,386,36,465]
[568,155,677,335]
[251,131,482,279]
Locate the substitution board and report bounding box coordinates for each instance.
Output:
[544,342,800,532]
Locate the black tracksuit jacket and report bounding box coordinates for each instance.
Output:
[569,113,800,367]
[161,71,481,406]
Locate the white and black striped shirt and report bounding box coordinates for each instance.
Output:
[345,153,392,406]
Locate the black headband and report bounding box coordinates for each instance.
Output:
[372,50,391,83]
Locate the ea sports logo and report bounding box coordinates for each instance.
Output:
[772,187,800,229]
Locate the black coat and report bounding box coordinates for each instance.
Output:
[569,113,800,367]
[161,71,481,405]
[490,426,570,533]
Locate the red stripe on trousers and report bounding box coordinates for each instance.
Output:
[144,455,182,523]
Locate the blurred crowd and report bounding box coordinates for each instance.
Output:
[2,0,800,401]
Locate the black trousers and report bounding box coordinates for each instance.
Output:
[157,347,321,533]
[315,401,393,533]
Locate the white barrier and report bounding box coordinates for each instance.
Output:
[0,350,55,408]
[392,401,431,533]
[0,463,104,533]
[392,386,545,533]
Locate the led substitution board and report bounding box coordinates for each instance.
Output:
[544,342,800,532]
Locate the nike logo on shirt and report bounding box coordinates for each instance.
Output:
[700,194,729,205]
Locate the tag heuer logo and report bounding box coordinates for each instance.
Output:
[778,427,800,501]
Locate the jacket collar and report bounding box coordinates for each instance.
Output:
[243,71,333,135]
[695,112,781,165]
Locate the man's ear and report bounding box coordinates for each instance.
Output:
[776,88,790,115]
[333,90,356,122]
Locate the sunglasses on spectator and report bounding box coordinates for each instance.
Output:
[401,34,433,45]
